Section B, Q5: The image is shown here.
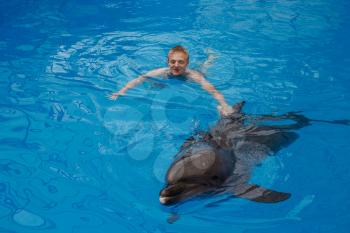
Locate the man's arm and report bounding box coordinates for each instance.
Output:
[109,68,167,100]
[199,48,217,74]
[187,70,232,115]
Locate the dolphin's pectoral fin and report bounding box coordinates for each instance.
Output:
[167,213,180,224]
[232,184,291,203]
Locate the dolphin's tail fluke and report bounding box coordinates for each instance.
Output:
[309,118,350,126]
[255,111,350,129]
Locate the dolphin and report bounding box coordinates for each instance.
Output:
[159,101,313,205]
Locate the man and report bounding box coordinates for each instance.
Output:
[109,46,233,115]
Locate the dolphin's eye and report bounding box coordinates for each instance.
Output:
[212,176,219,180]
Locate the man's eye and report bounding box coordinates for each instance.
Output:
[179,61,185,64]
[170,60,175,64]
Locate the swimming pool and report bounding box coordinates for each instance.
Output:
[1,0,350,232]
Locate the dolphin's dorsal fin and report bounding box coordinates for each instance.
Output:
[231,184,291,203]
[231,101,246,113]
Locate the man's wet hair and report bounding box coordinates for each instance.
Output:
[168,45,189,62]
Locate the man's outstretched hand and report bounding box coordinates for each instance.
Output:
[217,105,234,116]
[108,92,123,100]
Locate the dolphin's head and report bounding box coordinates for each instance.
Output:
[159,144,232,205]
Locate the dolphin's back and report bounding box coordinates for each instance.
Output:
[244,127,299,154]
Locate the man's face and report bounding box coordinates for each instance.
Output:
[167,52,189,76]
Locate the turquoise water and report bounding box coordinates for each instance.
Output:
[1,0,350,232]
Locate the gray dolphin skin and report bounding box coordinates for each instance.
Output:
[159,101,311,205]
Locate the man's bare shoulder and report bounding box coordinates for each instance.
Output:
[186,69,205,81]
[144,68,169,77]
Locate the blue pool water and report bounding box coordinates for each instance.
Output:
[1,0,350,232]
